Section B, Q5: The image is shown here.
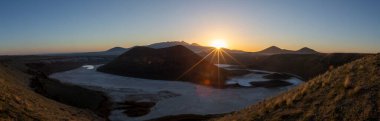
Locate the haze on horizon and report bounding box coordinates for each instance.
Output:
[0,0,379,55]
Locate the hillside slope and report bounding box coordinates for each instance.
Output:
[98,45,229,88]
[214,54,380,121]
[247,53,367,80]
[0,63,103,121]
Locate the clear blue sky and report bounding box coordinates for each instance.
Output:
[1,0,379,55]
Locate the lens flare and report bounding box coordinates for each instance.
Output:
[210,39,227,49]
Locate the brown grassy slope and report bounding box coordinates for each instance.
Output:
[0,64,103,121]
[214,54,380,121]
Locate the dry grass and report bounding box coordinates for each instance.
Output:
[0,63,103,121]
[213,54,380,121]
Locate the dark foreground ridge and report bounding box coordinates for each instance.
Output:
[0,58,106,120]
[0,56,112,120]
[98,45,229,88]
[214,54,380,121]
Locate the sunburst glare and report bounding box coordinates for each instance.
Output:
[210,39,227,49]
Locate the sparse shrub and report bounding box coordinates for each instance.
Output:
[272,103,279,109]
[344,75,352,89]
[286,97,294,106]
[329,65,334,70]
[0,107,11,118]
[351,85,362,95]
[292,93,303,102]
[376,61,380,67]
[321,78,328,87]
[273,98,283,107]
[358,65,364,70]
[300,85,308,96]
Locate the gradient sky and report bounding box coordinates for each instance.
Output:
[1,0,379,55]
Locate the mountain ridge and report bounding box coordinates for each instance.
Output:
[49,41,324,56]
[106,47,127,52]
[258,46,318,54]
[258,46,292,54]
[297,47,318,54]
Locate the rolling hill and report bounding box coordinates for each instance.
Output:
[247,53,367,80]
[296,47,318,54]
[210,52,367,80]
[257,46,318,54]
[214,54,380,121]
[258,46,293,54]
[97,45,229,88]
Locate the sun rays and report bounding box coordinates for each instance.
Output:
[176,49,217,80]
[176,47,247,87]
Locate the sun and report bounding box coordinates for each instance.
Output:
[210,39,227,49]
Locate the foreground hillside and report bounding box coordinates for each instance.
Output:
[0,62,103,120]
[214,54,379,121]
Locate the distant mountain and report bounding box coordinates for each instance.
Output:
[97,45,229,88]
[95,47,129,55]
[296,47,318,54]
[106,47,127,52]
[147,41,214,53]
[216,54,380,121]
[259,46,281,53]
[47,47,128,56]
[49,41,246,56]
[257,46,318,54]
[147,41,190,49]
[258,46,292,54]
[191,43,201,46]
[146,41,247,54]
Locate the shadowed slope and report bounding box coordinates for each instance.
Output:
[214,54,380,121]
[98,45,229,88]
[247,53,367,80]
[0,63,103,121]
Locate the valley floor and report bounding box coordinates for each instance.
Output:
[50,65,303,121]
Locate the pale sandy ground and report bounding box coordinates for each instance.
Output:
[51,65,302,121]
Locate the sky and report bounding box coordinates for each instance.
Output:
[0,0,379,55]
